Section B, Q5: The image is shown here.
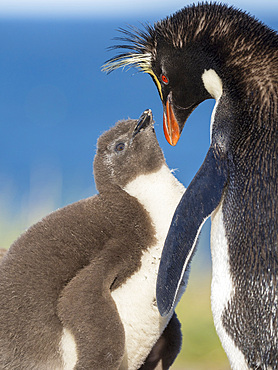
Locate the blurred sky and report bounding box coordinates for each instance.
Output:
[0,0,277,248]
[0,0,278,18]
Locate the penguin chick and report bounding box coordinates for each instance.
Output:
[0,110,186,370]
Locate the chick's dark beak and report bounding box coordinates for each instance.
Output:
[163,96,180,146]
[133,109,153,137]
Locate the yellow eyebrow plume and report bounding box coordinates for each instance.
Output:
[102,52,163,100]
[147,70,163,100]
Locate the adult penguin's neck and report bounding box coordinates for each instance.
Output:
[199,11,277,132]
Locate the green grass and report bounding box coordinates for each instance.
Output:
[172,269,230,369]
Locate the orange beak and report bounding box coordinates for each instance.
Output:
[163,98,180,146]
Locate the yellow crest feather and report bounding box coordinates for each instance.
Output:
[102,52,163,100]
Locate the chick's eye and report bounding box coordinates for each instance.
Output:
[115,142,125,152]
[161,74,169,85]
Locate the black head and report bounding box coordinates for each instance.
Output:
[150,38,213,145]
[103,3,276,145]
[93,109,165,192]
[102,4,219,145]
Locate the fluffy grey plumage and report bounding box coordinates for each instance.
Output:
[0,111,183,370]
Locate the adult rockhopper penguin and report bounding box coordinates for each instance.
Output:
[103,3,278,369]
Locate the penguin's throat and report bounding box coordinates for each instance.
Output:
[124,164,185,240]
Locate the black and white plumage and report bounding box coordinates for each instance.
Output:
[0,110,186,370]
[104,3,278,369]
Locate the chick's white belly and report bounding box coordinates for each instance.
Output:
[111,243,170,370]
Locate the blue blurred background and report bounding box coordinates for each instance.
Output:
[0,1,277,368]
[0,0,277,249]
[0,0,277,278]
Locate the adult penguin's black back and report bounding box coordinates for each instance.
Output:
[104,3,278,369]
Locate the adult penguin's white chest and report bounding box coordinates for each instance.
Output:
[210,202,249,369]
[111,164,185,370]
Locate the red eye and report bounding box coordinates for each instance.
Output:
[161,74,169,85]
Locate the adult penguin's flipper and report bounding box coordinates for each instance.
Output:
[156,145,228,317]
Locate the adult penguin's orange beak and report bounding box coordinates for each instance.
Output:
[163,96,180,146]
